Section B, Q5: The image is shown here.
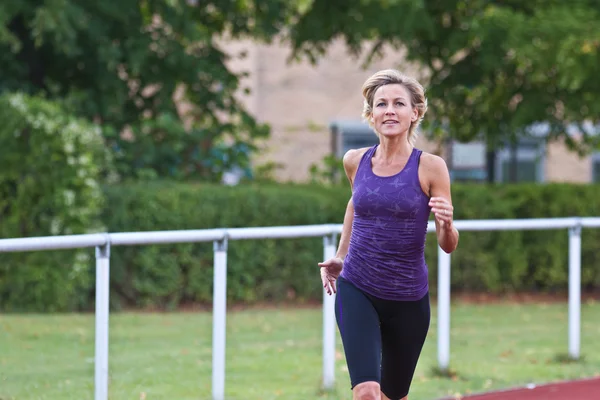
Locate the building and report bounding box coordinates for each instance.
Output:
[224,39,598,184]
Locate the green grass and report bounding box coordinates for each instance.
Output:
[1,301,600,400]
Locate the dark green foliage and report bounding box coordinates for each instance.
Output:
[289,0,600,151]
[0,0,297,181]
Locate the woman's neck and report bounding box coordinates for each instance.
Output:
[376,135,413,164]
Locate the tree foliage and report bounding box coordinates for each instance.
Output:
[289,0,600,151]
[0,0,295,181]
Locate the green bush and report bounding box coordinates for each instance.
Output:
[426,183,600,293]
[3,172,600,311]
[99,181,600,310]
[0,93,110,312]
[102,182,349,309]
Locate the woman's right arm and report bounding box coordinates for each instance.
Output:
[332,148,364,261]
[319,148,365,294]
[335,198,354,261]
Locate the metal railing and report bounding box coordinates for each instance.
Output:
[0,217,598,400]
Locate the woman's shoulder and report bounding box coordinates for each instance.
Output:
[343,147,371,168]
[342,146,372,184]
[417,150,451,190]
[417,150,448,172]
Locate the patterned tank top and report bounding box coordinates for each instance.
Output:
[340,144,432,301]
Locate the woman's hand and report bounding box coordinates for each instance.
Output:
[318,257,344,295]
[429,196,454,229]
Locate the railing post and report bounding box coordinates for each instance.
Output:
[212,238,228,400]
[568,225,582,360]
[322,233,337,390]
[95,242,110,400]
[437,246,451,372]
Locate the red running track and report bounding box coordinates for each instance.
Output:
[441,377,600,400]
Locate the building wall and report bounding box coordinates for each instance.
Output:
[545,137,592,183]
[224,38,440,182]
[222,39,593,184]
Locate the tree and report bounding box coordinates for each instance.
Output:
[0,0,296,181]
[288,0,600,162]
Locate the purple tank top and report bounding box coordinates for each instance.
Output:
[340,145,431,301]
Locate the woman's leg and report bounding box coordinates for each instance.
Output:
[379,293,431,400]
[335,277,383,398]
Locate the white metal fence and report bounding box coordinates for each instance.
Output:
[0,217,598,400]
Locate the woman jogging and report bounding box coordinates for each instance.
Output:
[319,69,459,400]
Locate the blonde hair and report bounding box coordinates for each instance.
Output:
[362,69,428,145]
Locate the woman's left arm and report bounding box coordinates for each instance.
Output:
[424,155,459,253]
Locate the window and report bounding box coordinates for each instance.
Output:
[500,159,538,182]
[330,122,546,183]
[495,138,545,183]
[330,120,379,157]
[448,138,545,183]
[593,153,600,183]
[449,141,487,182]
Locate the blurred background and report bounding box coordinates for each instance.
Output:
[1,1,600,399]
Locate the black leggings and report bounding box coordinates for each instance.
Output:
[335,276,430,399]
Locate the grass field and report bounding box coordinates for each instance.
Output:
[1,300,600,400]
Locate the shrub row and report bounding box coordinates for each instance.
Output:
[4,179,600,311]
[101,181,600,310]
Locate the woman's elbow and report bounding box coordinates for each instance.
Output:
[440,232,459,254]
[441,242,458,254]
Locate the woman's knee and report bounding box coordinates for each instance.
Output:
[353,381,381,400]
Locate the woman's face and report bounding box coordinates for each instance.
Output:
[371,83,418,139]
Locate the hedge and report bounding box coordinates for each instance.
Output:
[101,181,349,310]
[3,180,600,311]
[101,181,600,310]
